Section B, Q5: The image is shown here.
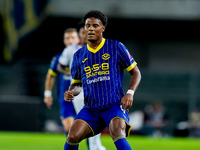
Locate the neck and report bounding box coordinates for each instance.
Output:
[88,37,103,49]
[81,42,87,46]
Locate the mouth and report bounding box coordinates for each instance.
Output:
[88,33,95,36]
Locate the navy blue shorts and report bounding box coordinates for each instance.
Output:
[58,79,76,120]
[59,98,76,120]
[74,103,132,137]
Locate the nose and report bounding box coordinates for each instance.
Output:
[88,26,94,31]
[68,38,74,45]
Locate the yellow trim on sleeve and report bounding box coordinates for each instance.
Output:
[87,38,105,53]
[48,69,57,77]
[72,79,82,83]
[65,67,70,71]
[126,62,137,72]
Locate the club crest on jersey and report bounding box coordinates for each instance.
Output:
[102,53,110,60]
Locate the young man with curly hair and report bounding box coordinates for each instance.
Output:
[64,10,141,150]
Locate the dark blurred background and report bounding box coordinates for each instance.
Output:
[0,0,200,137]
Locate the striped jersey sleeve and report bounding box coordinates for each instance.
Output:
[117,42,137,72]
[48,53,61,77]
[71,50,82,84]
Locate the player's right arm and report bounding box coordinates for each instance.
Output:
[44,54,60,109]
[44,71,55,108]
[64,83,82,102]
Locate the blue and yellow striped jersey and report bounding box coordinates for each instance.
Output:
[71,38,137,108]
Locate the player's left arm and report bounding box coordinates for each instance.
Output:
[121,65,141,110]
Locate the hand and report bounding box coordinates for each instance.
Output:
[121,94,133,110]
[44,97,53,109]
[64,90,75,102]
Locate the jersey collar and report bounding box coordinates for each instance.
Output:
[87,38,105,53]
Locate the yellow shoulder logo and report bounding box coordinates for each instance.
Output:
[102,53,110,60]
[82,58,88,63]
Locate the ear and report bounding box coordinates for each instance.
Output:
[102,26,105,32]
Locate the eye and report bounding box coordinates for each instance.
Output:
[85,24,90,28]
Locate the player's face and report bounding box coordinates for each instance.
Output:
[79,27,87,45]
[85,17,105,43]
[63,32,80,47]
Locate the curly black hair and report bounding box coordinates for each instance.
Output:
[82,10,108,27]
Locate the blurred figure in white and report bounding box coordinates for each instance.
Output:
[44,28,80,133]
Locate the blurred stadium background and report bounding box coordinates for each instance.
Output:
[0,0,200,138]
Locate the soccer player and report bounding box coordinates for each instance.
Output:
[63,10,141,150]
[58,23,106,150]
[44,28,80,133]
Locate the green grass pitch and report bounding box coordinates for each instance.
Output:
[0,131,200,150]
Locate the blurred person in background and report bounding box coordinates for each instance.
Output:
[58,22,106,150]
[141,101,169,137]
[188,106,200,137]
[44,28,80,133]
